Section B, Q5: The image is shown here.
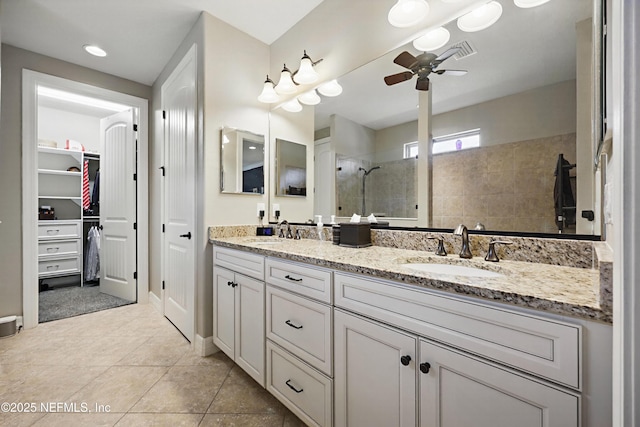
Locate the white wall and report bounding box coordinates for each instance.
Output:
[331,114,376,159]
[37,106,101,152]
[375,121,418,163]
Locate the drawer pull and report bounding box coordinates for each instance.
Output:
[285,274,303,282]
[285,320,303,330]
[46,247,60,252]
[285,379,303,393]
[420,362,431,374]
[46,265,60,270]
[400,355,412,366]
[46,229,60,234]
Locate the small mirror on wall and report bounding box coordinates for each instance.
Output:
[220,127,265,194]
[276,138,307,197]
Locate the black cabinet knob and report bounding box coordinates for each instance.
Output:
[420,362,431,374]
[400,355,412,366]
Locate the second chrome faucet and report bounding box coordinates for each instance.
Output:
[453,224,473,259]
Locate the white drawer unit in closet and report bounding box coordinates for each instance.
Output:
[38,256,81,277]
[267,341,333,427]
[38,239,81,258]
[265,258,332,303]
[266,285,333,376]
[38,221,81,240]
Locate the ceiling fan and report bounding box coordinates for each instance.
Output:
[384,47,468,91]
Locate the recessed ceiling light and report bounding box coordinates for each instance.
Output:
[249,146,257,150]
[83,44,107,57]
[514,0,551,8]
[457,1,503,32]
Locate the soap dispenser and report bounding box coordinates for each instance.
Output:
[315,215,324,241]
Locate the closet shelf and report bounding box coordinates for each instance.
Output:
[38,169,82,177]
[38,196,82,200]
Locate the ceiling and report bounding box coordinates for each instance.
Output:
[314,0,593,130]
[0,0,325,85]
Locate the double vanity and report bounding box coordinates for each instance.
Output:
[210,228,612,427]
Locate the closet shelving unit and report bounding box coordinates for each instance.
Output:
[37,147,83,283]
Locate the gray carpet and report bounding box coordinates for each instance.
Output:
[39,285,134,323]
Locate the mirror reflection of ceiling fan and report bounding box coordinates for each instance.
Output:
[384,47,468,91]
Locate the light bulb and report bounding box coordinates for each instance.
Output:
[257,75,279,103]
[388,0,430,28]
[317,80,343,97]
[275,65,297,94]
[413,27,450,52]
[457,1,503,32]
[294,51,319,84]
[298,89,321,105]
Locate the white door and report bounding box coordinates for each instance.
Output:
[419,339,579,427]
[99,109,137,302]
[162,45,197,341]
[334,309,417,427]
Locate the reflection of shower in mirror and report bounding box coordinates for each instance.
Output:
[359,166,381,215]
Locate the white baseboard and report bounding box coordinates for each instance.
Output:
[194,334,220,356]
[148,291,162,313]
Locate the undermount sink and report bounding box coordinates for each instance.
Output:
[400,263,504,278]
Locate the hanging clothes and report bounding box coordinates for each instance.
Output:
[553,155,575,230]
[85,226,100,281]
[91,170,100,207]
[82,160,90,210]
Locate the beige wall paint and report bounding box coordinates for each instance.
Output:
[0,44,150,318]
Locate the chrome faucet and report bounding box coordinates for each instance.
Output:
[453,224,473,259]
[278,220,293,239]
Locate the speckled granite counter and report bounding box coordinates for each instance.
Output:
[210,235,611,324]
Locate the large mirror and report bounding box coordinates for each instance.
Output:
[275,138,308,197]
[220,127,265,194]
[309,0,601,235]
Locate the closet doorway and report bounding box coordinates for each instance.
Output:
[22,71,149,328]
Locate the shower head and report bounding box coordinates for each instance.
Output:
[359,166,381,176]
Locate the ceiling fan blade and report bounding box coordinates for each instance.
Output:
[434,47,461,64]
[384,71,414,86]
[393,51,418,69]
[435,69,468,76]
[416,77,430,91]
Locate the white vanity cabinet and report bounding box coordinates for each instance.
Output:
[265,258,334,427]
[333,272,580,427]
[213,247,265,386]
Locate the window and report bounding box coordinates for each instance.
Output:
[403,141,419,159]
[432,129,480,154]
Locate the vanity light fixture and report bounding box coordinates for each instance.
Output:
[298,89,321,105]
[388,0,430,28]
[274,65,297,95]
[294,51,322,84]
[413,27,451,51]
[317,80,343,97]
[281,98,303,113]
[514,0,550,8]
[457,1,503,32]
[257,75,280,103]
[83,44,107,57]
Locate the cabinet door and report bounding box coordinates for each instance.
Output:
[419,339,579,427]
[213,266,236,359]
[236,273,265,386]
[334,309,417,427]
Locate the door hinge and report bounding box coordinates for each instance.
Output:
[133,173,137,181]
[133,272,137,280]
[133,124,138,132]
[159,166,165,176]
[162,280,165,290]
[162,110,166,120]
[133,222,137,230]
[162,224,165,233]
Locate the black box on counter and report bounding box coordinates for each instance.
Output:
[338,222,371,248]
[256,226,274,236]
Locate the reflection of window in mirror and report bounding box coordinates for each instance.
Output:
[403,141,418,159]
[276,139,307,197]
[432,129,480,155]
[220,127,265,194]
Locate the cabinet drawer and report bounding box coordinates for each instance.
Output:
[38,221,81,239]
[213,246,264,280]
[38,239,80,258]
[334,272,581,389]
[266,258,332,303]
[267,341,333,427]
[267,285,332,376]
[38,256,80,277]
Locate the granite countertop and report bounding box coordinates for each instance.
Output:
[210,236,610,324]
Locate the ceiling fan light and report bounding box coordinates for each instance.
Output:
[514,0,550,8]
[294,51,319,85]
[282,98,303,113]
[317,80,343,97]
[258,75,280,103]
[457,1,503,32]
[275,65,297,95]
[388,0,430,28]
[298,89,321,105]
[413,27,451,52]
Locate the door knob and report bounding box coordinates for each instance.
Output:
[400,355,412,366]
[98,225,104,230]
[420,362,431,374]
[179,232,192,239]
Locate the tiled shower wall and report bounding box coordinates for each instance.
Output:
[432,133,577,233]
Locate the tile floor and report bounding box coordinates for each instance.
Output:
[0,303,305,426]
